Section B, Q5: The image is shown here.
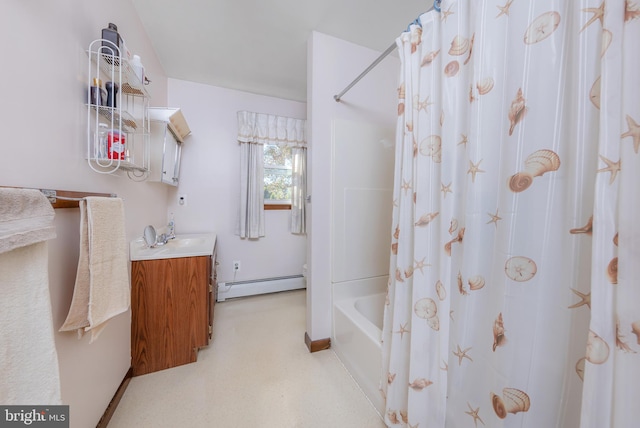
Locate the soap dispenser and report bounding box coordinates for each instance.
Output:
[168,213,175,238]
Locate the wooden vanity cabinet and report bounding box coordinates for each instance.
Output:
[131,250,216,376]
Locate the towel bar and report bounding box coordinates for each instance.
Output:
[0,186,118,209]
[41,189,118,209]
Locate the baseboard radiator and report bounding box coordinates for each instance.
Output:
[217,275,306,302]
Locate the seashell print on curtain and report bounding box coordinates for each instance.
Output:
[380,1,640,427]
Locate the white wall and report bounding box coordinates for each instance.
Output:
[165,78,307,284]
[0,2,169,427]
[307,32,398,341]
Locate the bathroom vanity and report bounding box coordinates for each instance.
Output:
[129,233,217,376]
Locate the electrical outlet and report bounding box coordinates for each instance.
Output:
[233,261,241,272]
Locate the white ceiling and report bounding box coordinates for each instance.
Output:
[131,0,429,102]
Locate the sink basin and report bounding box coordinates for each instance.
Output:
[167,237,207,248]
[130,233,216,261]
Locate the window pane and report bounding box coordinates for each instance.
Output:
[264,144,293,203]
[264,144,292,168]
[264,167,292,201]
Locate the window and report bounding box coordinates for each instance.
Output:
[264,144,292,209]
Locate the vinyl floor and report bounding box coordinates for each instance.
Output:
[108,290,385,428]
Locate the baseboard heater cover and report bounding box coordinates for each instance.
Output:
[217,275,305,302]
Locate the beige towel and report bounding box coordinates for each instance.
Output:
[0,188,56,254]
[0,189,61,404]
[59,199,91,334]
[60,197,130,342]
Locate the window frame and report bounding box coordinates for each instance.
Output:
[264,203,292,210]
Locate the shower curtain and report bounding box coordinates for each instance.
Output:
[381,1,640,427]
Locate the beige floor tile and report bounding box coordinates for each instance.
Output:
[109,290,385,428]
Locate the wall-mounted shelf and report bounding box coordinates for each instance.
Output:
[86,40,150,178]
[92,51,148,98]
[91,106,138,132]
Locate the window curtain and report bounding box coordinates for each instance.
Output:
[382,2,640,427]
[238,141,264,238]
[290,146,306,234]
[236,111,307,238]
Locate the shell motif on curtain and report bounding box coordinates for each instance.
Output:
[381,1,640,427]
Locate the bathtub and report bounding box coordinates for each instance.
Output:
[333,283,386,415]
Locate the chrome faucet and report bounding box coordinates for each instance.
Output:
[156,233,168,246]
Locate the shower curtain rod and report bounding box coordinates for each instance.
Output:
[333,0,441,102]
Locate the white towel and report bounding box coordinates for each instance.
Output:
[0,187,56,253]
[0,189,61,404]
[59,197,130,343]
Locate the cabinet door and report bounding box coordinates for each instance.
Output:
[131,256,209,375]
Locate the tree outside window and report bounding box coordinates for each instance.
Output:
[264,144,292,204]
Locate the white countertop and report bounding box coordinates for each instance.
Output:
[130,233,216,261]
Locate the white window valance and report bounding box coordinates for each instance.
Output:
[237,111,306,147]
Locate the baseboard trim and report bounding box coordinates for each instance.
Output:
[218,276,305,302]
[96,367,133,428]
[304,332,331,353]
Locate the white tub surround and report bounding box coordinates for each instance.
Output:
[332,277,387,415]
